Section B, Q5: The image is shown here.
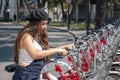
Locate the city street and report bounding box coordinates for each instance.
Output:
[0,22,86,80]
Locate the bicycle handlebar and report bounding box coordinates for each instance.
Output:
[48,27,78,45]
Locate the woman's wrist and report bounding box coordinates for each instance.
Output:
[58,48,64,53]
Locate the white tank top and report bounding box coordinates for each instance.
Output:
[18,40,43,65]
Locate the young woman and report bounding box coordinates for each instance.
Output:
[12,8,73,80]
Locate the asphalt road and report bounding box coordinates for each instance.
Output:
[0,22,86,80]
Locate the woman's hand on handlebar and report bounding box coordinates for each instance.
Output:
[57,44,74,57]
[65,44,74,50]
[58,48,68,57]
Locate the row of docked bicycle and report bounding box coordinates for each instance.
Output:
[40,18,120,80]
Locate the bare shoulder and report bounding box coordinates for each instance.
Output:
[23,33,32,40]
[20,33,33,48]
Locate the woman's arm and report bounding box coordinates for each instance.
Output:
[21,34,68,60]
[57,44,74,50]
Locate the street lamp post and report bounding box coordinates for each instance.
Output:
[68,3,70,30]
[16,0,20,22]
[86,0,90,35]
[66,0,71,30]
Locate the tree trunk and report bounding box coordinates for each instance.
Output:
[69,0,76,22]
[36,0,47,9]
[3,0,9,18]
[16,0,20,22]
[59,0,67,22]
[24,0,30,13]
[0,0,3,12]
[37,0,42,8]
[95,0,108,29]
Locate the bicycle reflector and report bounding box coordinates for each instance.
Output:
[81,57,89,72]
[87,41,92,46]
[82,62,89,72]
[95,43,101,53]
[68,56,73,62]
[79,49,82,54]
[55,64,62,72]
[100,38,107,45]
[99,33,107,45]
[89,47,94,59]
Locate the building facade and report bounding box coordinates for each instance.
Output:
[0,0,28,21]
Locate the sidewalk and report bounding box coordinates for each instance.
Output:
[0,62,14,80]
[0,22,86,80]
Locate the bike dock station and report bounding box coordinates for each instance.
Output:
[40,18,120,80]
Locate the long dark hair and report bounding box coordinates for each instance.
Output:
[14,21,49,64]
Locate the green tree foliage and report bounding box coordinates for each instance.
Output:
[113,0,120,4]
